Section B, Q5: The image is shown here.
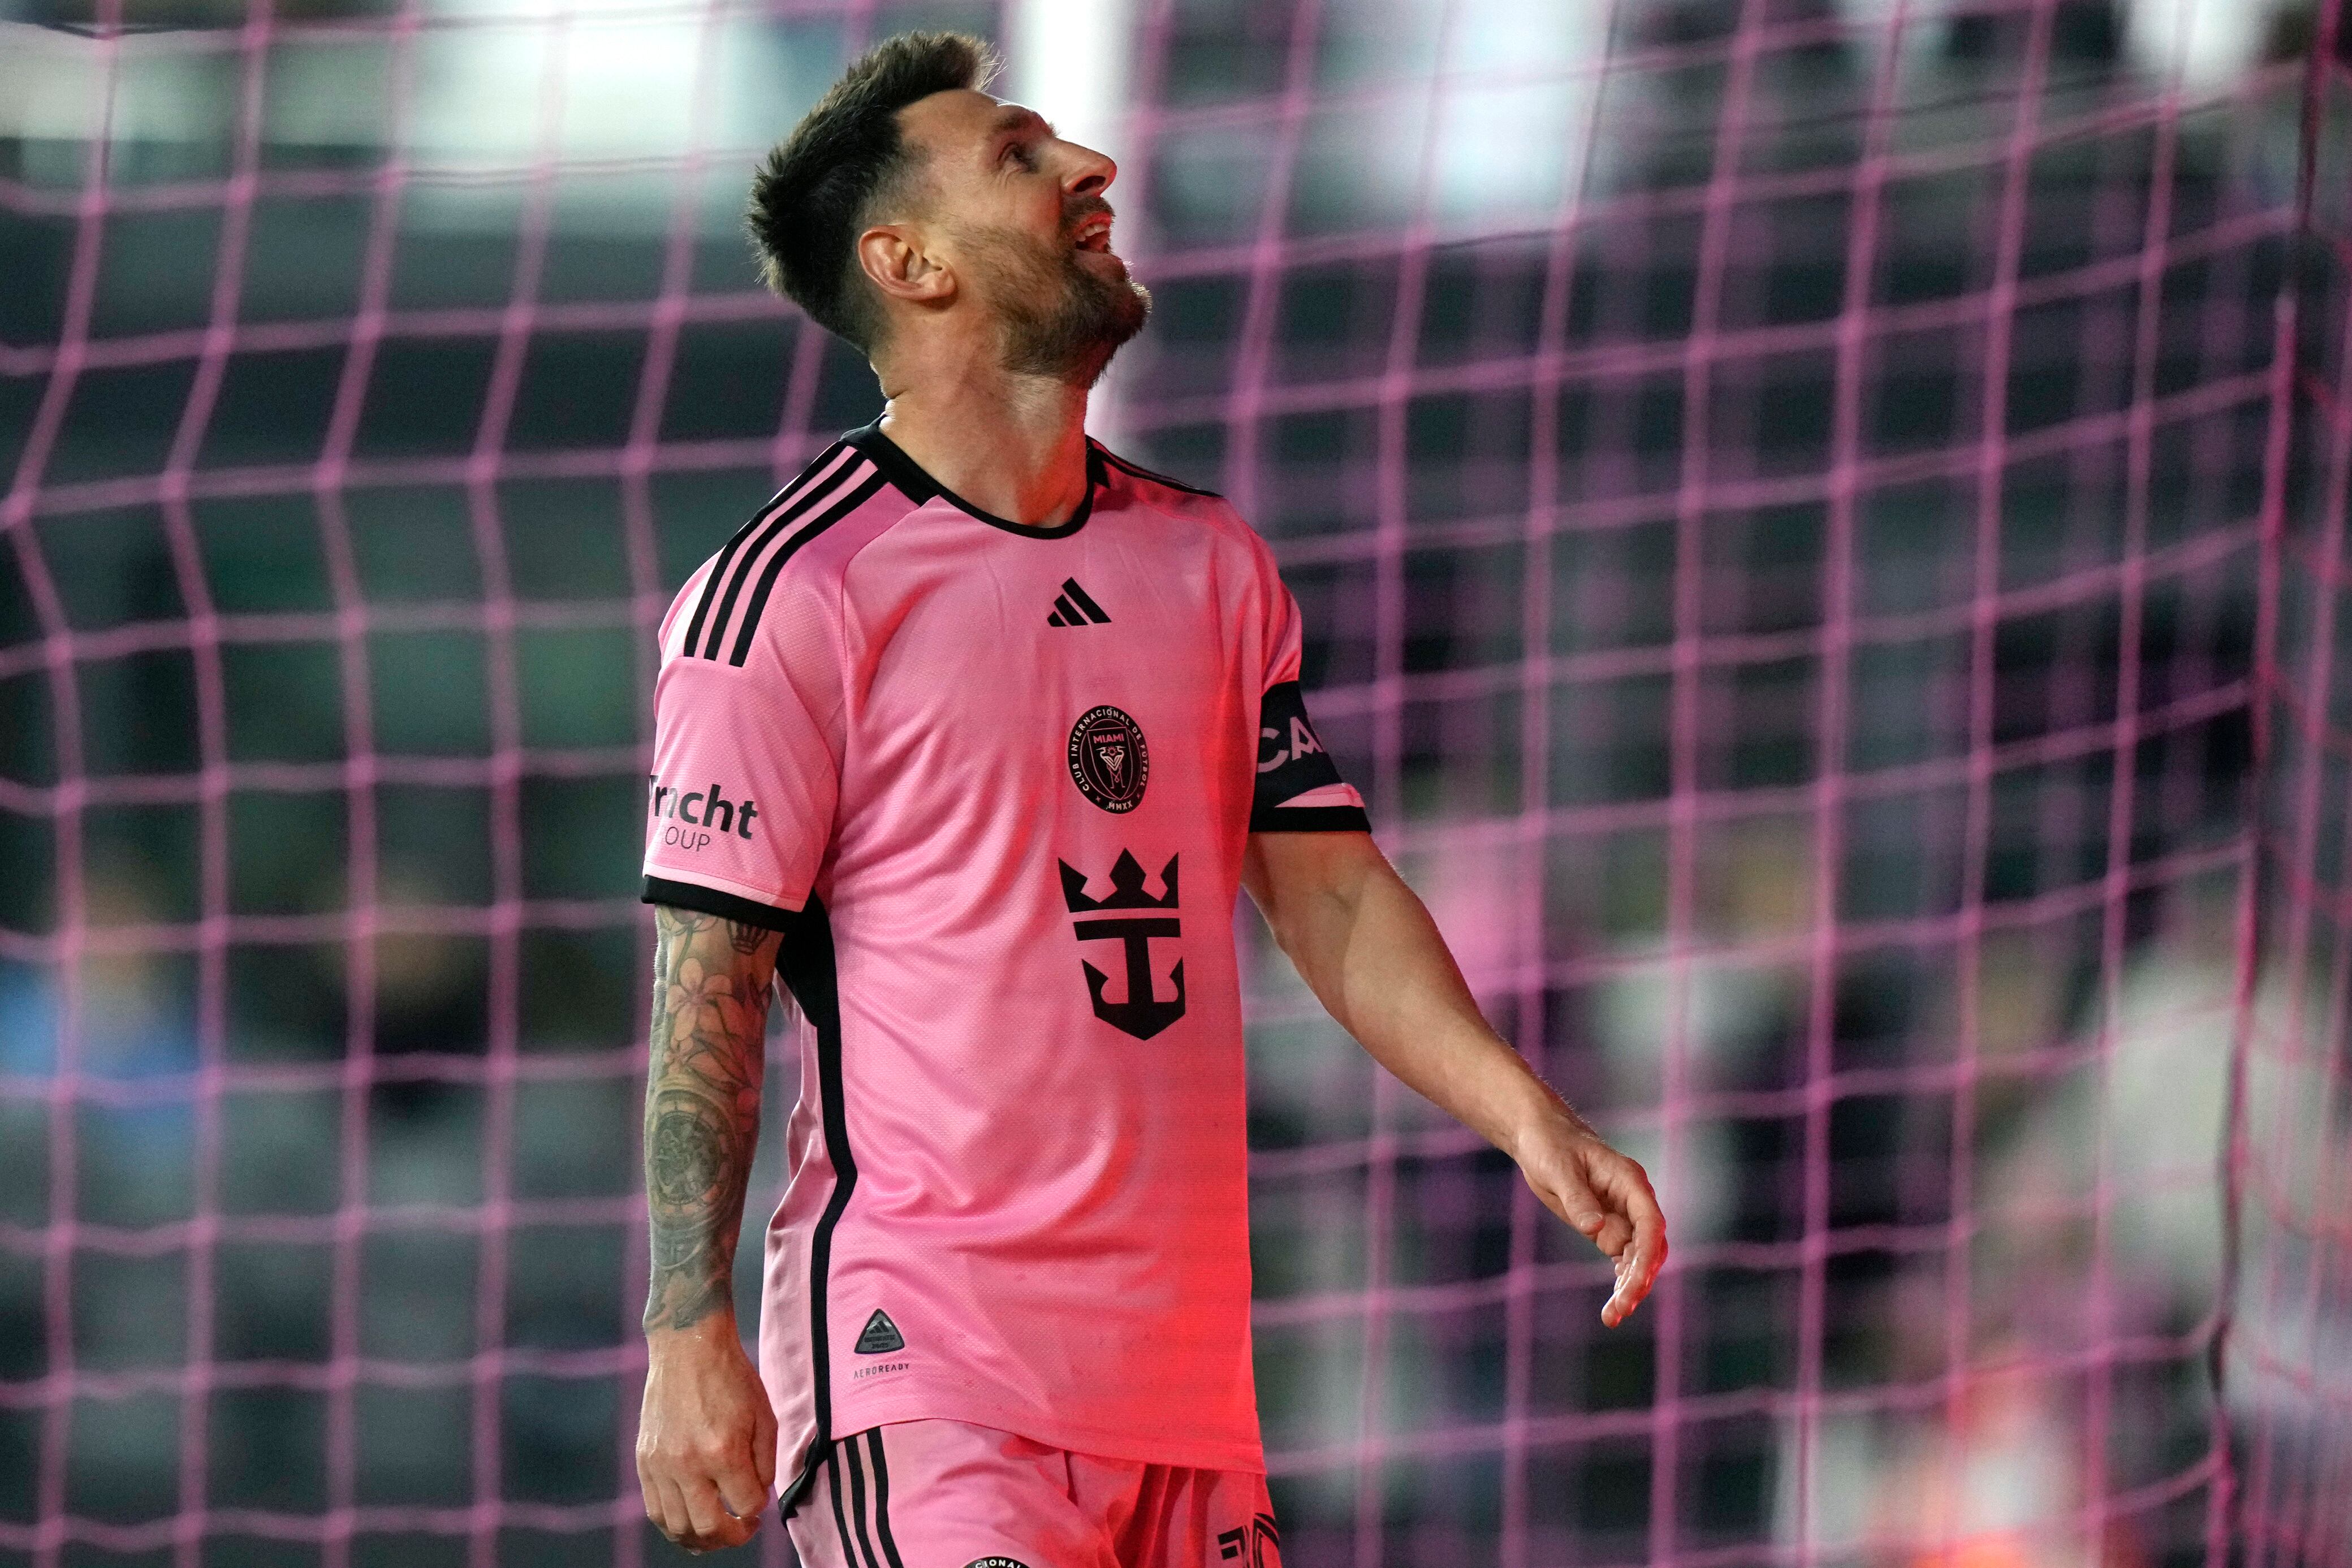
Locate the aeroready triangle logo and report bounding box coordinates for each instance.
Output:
[853,1308,905,1355]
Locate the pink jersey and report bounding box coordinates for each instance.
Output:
[639,423,1368,1506]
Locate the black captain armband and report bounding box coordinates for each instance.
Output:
[1249,681,1372,832]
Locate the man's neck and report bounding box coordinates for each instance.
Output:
[875,362,1093,529]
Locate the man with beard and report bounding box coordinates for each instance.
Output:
[632,32,1666,1566]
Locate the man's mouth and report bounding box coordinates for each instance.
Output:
[1072,213,1114,253]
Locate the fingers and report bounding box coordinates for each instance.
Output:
[640,1448,763,1554]
[1546,1170,1632,1256]
[1597,1155,1668,1328]
[638,1332,775,1553]
[1533,1137,1670,1328]
[752,1401,779,1496]
[709,1447,770,1528]
[1601,1265,1641,1328]
[677,1471,761,1553]
[1548,1168,1609,1241]
[647,1475,698,1550]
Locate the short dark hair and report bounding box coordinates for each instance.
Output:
[745,32,997,352]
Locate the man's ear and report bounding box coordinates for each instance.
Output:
[856,225,952,307]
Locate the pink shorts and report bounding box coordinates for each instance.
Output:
[786,1420,1283,1568]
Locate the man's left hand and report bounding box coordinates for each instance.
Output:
[1512,1110,1667,1328]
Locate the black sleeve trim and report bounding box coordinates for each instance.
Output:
[642,875,802,932]
[1249,805,1374,833]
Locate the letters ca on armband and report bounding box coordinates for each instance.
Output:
[646,774,762,854]
[1257,712,1326,773]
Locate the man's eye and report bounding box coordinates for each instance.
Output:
[1005,144,1035,170]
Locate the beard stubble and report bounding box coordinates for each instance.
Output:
[961,222,1152,388]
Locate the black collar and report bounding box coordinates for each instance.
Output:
[845,421,1102,540]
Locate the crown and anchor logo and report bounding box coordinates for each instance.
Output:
[1056,849,1185,1040]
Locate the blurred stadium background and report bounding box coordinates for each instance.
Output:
[4,0,2351,1563]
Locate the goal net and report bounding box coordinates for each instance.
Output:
[0,1,2345,1565]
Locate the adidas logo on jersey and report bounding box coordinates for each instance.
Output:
[1045,577,1111,627]
[853,1308,904,1354]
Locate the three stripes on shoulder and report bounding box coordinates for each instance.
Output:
[684,444,882,666]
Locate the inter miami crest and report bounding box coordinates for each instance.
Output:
[1067,704,1149,813]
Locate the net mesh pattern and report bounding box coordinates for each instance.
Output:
[0,1,2345,1565]
[2238,5,2352,1562]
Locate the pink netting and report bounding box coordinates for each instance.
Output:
[2234,5,2352,1562]
[0,1,2344,1565]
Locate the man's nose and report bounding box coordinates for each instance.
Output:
[1061,142,1116,200]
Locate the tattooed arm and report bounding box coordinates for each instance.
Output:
[636,905,782,1555]
[643,906,778,1332]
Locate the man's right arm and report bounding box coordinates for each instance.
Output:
[635,904,782,1554]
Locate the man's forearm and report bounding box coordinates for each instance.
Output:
[1250,831,1665,1323]
[644,905,781,1334]
[1252,839,1570,1157]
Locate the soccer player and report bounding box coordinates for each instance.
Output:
[634,32,1666,1566]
